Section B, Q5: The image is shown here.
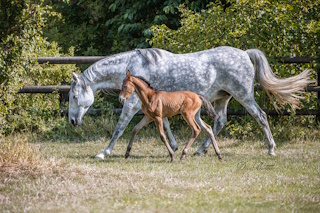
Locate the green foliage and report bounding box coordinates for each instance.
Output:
[150,0,319,137]
[150,1,319,56]
[1,0,319,139]
[0,1,79,135]
[42,0,216,55]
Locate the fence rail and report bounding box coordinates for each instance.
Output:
[34,56,320,64]
[17,85,320,94]
[62,108,320,117]
[20,55,320,118]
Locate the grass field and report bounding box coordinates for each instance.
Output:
[1,127,320,212]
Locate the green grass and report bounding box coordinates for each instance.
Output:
[1,130,320,213]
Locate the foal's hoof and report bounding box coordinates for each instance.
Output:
[125,153,130,159]
[180,154,186,160]
[170,155,175,162]
[218,155,223,161]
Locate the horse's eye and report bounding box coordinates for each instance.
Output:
[124,85,127,89]
[74,95,78,99]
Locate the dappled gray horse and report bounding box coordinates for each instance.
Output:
[68,46,311,159]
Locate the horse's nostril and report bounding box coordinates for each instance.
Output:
[71,118,76,126]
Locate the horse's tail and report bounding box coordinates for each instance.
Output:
[246,49,314,110]
[199,95,219,119]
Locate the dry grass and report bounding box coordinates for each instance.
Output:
[0,135,44,178]
[1,133,320,213]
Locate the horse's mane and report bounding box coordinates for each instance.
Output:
[136,48,163,65]
[82,50,136,83]
[134,75,160,91]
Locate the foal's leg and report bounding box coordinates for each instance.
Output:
[194,110,222,160]
[195,95,231,155]
[95,94,177,159]
[125,115,153,158]
[181,112,201,160]
[154,116,175,162]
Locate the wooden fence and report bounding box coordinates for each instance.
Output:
[18,56,320,118]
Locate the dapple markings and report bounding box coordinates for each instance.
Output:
[68,46,312,159]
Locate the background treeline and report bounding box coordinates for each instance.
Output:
[0,0,319,138]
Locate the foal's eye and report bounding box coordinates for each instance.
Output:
[124,85,128,89]
[74,95,78,99]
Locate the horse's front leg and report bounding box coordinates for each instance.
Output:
[95,94,178,160]
[163,118,178,152]
[95,94,142,160]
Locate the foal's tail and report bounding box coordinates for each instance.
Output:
[246,49,314,111]
[199,95,219,119]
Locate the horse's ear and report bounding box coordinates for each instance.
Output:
[126,70,131,78]
[72,72,79,83]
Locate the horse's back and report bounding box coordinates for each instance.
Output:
[131,46,256,100]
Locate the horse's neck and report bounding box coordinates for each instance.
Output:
[132,78,155,106]
[82,51,136,93]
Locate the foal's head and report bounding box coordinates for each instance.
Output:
[119,70,135,105]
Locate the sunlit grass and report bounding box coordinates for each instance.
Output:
[1,131,319,212]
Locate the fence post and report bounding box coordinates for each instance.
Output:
[317,67,320,123]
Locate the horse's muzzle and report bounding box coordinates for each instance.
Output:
[70,118,78,127]
[119,96,126,105]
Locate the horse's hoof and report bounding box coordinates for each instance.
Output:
[193,151,202,156]
[125,153,130,159]
[180,154,186,160]
[268,152,276,156]
[218,155,223,161]
[95,153,105,160]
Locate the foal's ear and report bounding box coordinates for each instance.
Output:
[126,70,131,78]
[72,72,79,83]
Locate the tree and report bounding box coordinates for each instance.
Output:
[149,0,319,137]
[150,0,319,111]
[0,0,78,134]
[43,0,219,55]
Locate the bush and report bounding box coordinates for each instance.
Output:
[0,2,79,135]
[149,0,319,138]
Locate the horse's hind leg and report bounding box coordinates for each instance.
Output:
[154,116,175,162]
[195,95,231,155]
[241,99,276,156]
[125,115,152,158]
[181,112,201,160]
[194,110,222,160]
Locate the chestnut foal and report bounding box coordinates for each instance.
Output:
[119,70,222,162]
